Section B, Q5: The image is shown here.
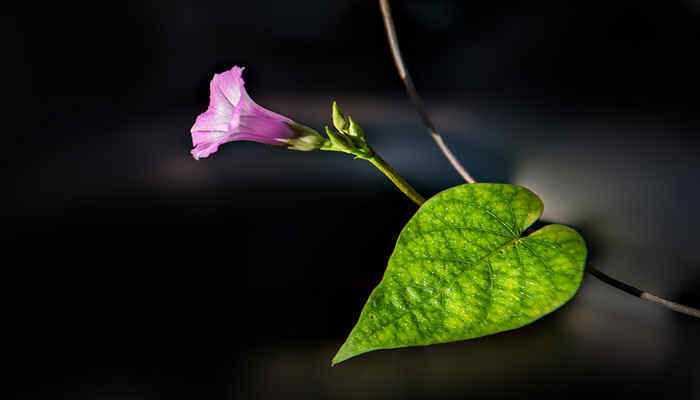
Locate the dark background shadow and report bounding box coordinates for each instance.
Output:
[7,1,700,399]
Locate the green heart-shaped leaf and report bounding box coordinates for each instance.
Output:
[333,183,586,365]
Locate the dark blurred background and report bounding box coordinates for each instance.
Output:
[6,1,700,399]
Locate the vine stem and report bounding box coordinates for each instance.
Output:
[587,266,700,318]
[367,151,426,206]
[378,0,476,184]
[378,0,699,319]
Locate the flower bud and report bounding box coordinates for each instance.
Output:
[347,116,365,140]
[332,101,349,133]
[325,125,353,152]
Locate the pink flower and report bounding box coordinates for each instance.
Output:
[190,66,325,160]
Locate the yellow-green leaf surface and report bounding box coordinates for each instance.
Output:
[333,183,586,365]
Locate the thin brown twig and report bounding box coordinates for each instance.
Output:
[378,0,698,319]
[588,265,700,318]
[378,0,476,184]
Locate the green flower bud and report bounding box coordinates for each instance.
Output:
[325,125,353,151]
[332,101,349,133]
[347,116,365,140]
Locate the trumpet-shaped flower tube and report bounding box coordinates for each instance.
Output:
[190,66,325,159]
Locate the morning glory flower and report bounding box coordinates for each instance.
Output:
[190,66,326,160]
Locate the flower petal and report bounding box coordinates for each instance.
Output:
[191,108,231,137]
[210,66,245,112]
[191,108,240,159]
[237,86,293,123]
[230,115,297,145]
[190,133,230,160]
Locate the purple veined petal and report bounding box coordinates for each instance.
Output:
[230,115,298,145]
[191,129,231,147]
[209,66,245,113]
[230,133,286,146]
[237,85,294,123]
[191,107,231,135]
[190,131,233,160]
[191,108,240,160]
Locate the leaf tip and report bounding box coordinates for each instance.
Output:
[332,337,369,366]
[331,344,352,366]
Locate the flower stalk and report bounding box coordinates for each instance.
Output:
[366,153,426,206]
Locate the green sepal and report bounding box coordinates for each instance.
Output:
[286,134,329,151]
[284,123,328,151]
